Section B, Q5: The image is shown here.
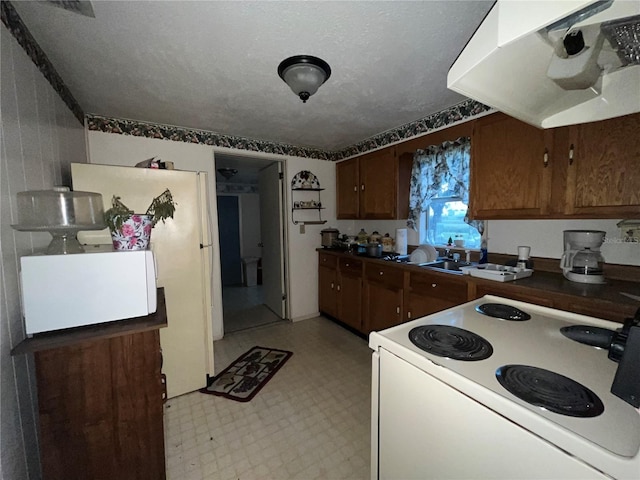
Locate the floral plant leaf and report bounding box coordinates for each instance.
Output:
[145,188,177,226]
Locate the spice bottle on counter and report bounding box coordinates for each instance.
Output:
[357,228,369,244]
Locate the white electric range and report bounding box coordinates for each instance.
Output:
[369,295,640,480]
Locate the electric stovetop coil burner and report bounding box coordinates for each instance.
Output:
[496,364,605,418]
[560,325,615,349]
[409,325,493,361]
[476,303,531,321]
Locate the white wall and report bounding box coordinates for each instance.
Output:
[1,25,88,480]
[488,219,640,266]
[285,158,336,321]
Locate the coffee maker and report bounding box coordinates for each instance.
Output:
[560,230,606,284]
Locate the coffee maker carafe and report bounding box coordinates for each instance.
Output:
[560,230,606,284]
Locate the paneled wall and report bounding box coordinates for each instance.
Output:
[0,25,87,480]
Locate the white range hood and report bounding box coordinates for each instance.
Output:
[448,0,640,128]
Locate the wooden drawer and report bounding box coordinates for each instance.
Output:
[339,257,362,276]
[365,263,404,287]
[318,252,337,268]
[409,271,467,304]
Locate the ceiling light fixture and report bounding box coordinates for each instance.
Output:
[217,168,238,180]
[278,55,331,103]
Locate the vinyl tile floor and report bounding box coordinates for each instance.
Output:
[223,285,286,333]
[164,316,372,480]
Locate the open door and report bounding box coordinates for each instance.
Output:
[258,162,286,318]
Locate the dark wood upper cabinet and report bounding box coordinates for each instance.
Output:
[336,157,360,218]
[470,113,551,219]
[336,147,412,220]
[470,112,640,220]
[564,113,640,217]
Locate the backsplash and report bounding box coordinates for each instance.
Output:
[334,220,419,245]
[334,218,640,267]
[489,219,640,267]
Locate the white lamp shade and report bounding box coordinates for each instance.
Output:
[281,63,326,96]
[278,55,331,102]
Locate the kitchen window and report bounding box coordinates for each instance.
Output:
[408,137,483,249]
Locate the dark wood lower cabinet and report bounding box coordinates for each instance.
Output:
[365,281,403,332]
[406,271,468,320]
[319,251,639,334]
[11,289,168,480]
[364,263,404,332]
[35,329,165,480]
[338,271,363,331]
[319,264,338,318]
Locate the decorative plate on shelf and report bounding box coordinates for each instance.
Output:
[291,171,320,189]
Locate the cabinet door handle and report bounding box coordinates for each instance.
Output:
[361,184,365,191]
[330,282,334,289]
[337,285,341,292]
[379,271,384,275]
[432,283,437,288]
[345,263,349,267]
[569,144,574,165]
[396,306,400,314]
[407,311,411,319]
[543,148,549,168]
[353,185,357,192]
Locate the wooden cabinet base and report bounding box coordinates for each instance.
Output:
[35,329,165,480]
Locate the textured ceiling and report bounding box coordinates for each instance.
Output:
[12,1,494,151]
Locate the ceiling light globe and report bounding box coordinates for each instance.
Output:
[278,55,331,103]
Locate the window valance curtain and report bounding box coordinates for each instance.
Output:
[407,136,483,234]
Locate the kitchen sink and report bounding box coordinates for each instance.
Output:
[421,260,475,274]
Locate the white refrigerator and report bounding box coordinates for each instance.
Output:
[71,163,214,399]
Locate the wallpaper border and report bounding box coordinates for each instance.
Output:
[87,98,493,161]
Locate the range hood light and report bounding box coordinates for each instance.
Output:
[447,0,640,129]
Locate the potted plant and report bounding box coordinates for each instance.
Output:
[104,189,176,250]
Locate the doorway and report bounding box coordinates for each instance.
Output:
[214,153,288,334]
[216,195,242,286]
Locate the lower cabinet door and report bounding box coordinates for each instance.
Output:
[406,272,468,320]
[338,273,362,330]
[406,292,459,321]
[35,330,165,480]
[319,265,338,317]
[365,282,403,333]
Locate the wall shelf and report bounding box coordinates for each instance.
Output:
[291,171,327,225]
